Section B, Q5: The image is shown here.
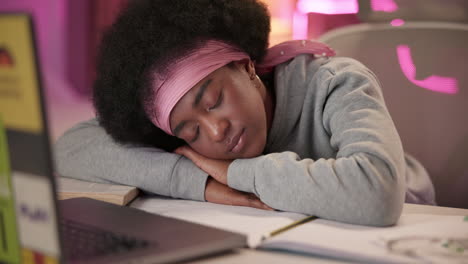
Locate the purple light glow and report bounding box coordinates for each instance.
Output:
[371,0,398,12]
[390,19,405,27]
[297,0,358,15]
[397,45,459,94]
[292,11,309,40]
[293,0,359,40]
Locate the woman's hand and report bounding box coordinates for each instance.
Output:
[205,177,273,210]
[175,146,272,210]
[175,146,230,185]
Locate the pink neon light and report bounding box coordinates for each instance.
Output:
[297,0,358,15]
[390,19,405,27]
[397,45,459,94]
[371,0,398,12]
[292,11,308,40]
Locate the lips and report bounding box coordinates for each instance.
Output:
[228,128,245,153]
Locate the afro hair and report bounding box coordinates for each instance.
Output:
[93,0,271,151]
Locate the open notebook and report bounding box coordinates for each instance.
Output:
[132,195,468,264]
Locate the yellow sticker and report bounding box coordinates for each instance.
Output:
[21,248,34,264]
[44,255,58,264]
[21,248,59,264]
[0,15,43,133]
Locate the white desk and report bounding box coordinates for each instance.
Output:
[131,198,468,264]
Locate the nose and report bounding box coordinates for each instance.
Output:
[200,115,229,142]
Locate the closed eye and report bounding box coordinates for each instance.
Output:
[190,125,200,143]
[191,91,221,143]
[209,91,223,111]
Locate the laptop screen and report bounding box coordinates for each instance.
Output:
[0,13,61,264]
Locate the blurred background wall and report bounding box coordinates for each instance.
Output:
[0,0,362,101]
[0,0,364,139]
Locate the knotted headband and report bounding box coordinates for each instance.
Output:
[145,39,335,135]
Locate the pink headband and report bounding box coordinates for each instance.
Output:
[146,39,335,135]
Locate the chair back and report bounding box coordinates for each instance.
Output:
[320,22,468,208]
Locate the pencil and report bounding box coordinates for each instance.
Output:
[262,215,318,241]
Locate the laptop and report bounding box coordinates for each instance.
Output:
[0,13,246,264]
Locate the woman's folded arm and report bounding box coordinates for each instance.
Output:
[53,118,209,201]
[227,61,406,226]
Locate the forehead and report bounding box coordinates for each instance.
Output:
[183,65,231,97]
[170,65,231,117]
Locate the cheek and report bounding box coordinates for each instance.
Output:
[188,140,224,159]
[226,86,262,118]
[238,94,266,124]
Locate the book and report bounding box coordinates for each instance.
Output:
[56,177,139,206]
[132,195,468,263]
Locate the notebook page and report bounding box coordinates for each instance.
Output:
[131,195,307,247]
[260,214,468,263]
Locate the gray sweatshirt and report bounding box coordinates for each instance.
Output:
[54,56,435,226]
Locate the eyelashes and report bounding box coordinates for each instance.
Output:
[209,91,223,111]
[190,125,199,143]
[189,90,223,143]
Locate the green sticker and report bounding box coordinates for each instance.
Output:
[0,117,21,263]
[464,216,468,222]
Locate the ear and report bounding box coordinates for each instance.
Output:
[232,58,256,79]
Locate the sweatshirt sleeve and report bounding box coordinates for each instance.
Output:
[53,118,209,201]
[227,59,406,226]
